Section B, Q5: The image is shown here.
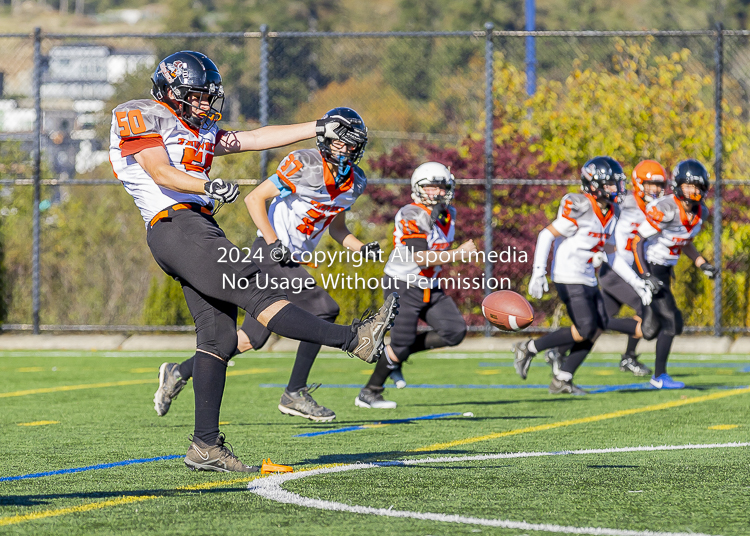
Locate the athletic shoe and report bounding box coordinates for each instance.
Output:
[512,340,535,380]
[390,366,407,389]
[619,353,652,376]
[355,386,397,409]
[184,433,260,473]
[349,292,399,364]
[154,362,187,416]
[544,348,563,377]
[549,377,587,395]
[650,373,685,389]
[278,385,336,422]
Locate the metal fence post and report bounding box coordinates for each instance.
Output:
[484,22,495,337]
[32,27,42,335]
[259,24,269,180]
[713,23,724,338]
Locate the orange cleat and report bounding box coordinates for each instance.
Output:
[261,459,293,474]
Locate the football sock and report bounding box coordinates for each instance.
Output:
[266,304,353,351]
[607,318,638,336]
[654,333,674,377]
[178,354,195,380]
[192,352,227,445]
[533,328,576,353]
[556,343,574,356]
[560,340,594,374]
[366,353,392,388]
[626,336,639,355]
[287,342,322,393]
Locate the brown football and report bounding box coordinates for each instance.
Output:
[481,290,534,332]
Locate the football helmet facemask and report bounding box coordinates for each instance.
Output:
[151,51,224,130]
[581,156,626,205]
[410,162,455,206]
[632,159,667,204]
[316,107,368,187]
[672,159,709,204]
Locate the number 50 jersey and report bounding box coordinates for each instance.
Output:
[109,99,217,225]
[265,149,367,256]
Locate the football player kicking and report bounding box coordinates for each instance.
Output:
[157,107,380,423]
[619,159,716,389]
[111,50,398,473]
[513,157,653,394]
[356,162,477,409]
[544,160,667,377]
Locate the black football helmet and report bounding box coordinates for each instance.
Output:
[581,156,626,205]
[316,107,368,185]
[672,159,709,204]
[151,51,224,130]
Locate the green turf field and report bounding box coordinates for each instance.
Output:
[1,348,748,535]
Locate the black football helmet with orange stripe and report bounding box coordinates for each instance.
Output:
[581,156,626,205]
[316,107,368,186]
[151,51,224,130]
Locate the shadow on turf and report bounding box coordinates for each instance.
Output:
[0,486,249,507]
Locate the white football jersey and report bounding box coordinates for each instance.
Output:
[612,193,648,266]
[109,99,217,224]
[264,149,367,256]
[640,194,708,267]
[384,203,456,288]
[549,193,619,287]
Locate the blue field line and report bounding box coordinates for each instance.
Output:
[0,455,182,482]
[479,361,750,369]
[294,412,463,438]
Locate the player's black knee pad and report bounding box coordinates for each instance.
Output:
[197,323,238,362]
[659,308,683,337]
[575,321,598,341]
[308,289,340,322]
[640,305,661,341]
[441,325,467,347]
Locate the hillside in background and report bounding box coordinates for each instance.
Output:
[0,0,746,35]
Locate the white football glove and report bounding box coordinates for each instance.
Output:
[631,278,653,306]
[591,251,607,268]
[529,271,549,300]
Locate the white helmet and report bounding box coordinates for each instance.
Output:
[410,162,455,205]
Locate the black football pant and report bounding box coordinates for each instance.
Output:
[366,277,466,389]
[147,206,353,444]
[533,283,608,375]
[648,264,683,377]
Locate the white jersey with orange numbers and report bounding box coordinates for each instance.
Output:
[384,203,456,288]
[640,194,708,267]
[612,193,648,266]
[264,149,367,256]
[549,193,619,287]
[109,99,217,225]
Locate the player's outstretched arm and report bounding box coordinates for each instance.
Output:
[244,179,282,245]
[328,213,361,250]
[683,243,717,278]
[528,224,560,299]
[135,145,210,194]
[215,122,316,156]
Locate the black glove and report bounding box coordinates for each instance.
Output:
[700,262,717,279]
[269,239,293,265]
[315,116,367,146]
[430,202,450,226]
[643,273,663,294]
[204,178,239,203]
[360,241,381,262]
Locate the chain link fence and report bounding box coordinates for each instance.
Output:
[0,27,746,335]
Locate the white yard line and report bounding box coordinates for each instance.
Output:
[249,442,749,536]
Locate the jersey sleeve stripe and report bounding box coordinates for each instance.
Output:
[120,134,165,157]
[275,171,297,193]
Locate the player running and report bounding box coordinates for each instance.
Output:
[355,162,477,409]
[110,50,398,473]
[618,159,716,389]
[513,157,653,394]
[156,108,380,423]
